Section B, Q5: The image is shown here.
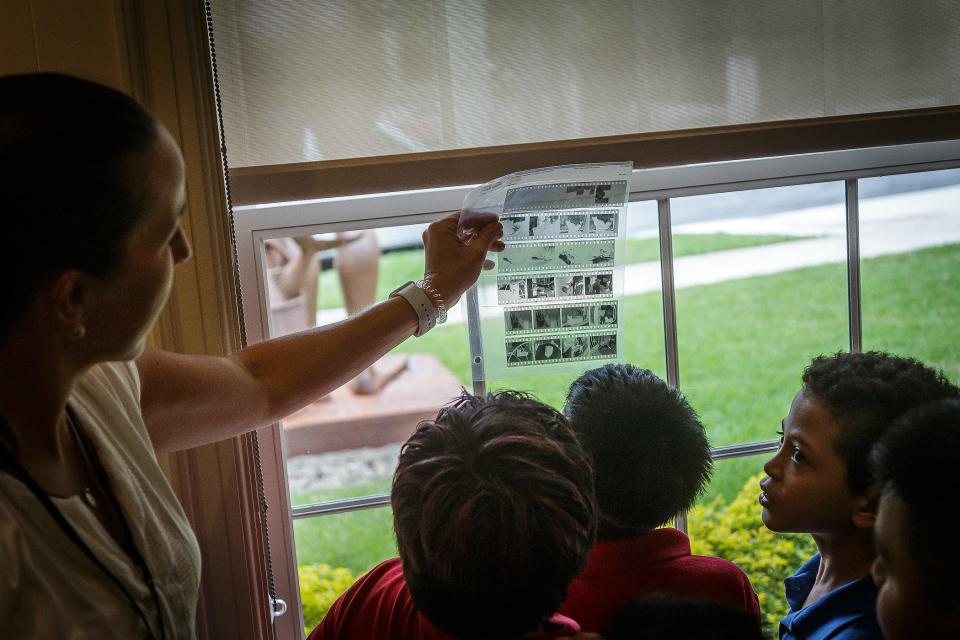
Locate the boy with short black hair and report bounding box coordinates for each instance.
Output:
[559,363,760,632]
[760,351,959,639]
[309,391,598,640]
[870,398,960,640]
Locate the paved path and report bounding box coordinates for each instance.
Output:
[316,184,960,325]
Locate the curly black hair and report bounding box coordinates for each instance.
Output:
[870,398,960,610]
[392,390,597,640]
[802,351,959,495]
[565,364,711,535]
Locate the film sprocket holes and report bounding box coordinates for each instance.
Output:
[462,162,631,379]
[504,301,619,335]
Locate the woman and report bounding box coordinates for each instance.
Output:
[0,73,502,639]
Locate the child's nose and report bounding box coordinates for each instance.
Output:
[762,452,780,479]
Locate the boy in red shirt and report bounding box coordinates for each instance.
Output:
[309,391,598,640]
[559,364,760,632]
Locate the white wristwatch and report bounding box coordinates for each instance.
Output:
[390,281,440,337]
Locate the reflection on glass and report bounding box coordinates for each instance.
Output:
[487,200,665,410]
[294,507,396,631]
[266,223,471,507]
[671,182,849,447]
[688,454,813,636]
[859,169,960,384]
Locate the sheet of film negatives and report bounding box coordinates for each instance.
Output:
[499,239,615,274]
[501,209,619,242]
[504,300,619,335]
[497,269,614,305]
[505,332,619,367]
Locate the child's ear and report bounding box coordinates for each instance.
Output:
[851,489,880,530]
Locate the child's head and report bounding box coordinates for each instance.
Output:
[602,594,765,640]
[761,351,958,535]
[391,391,597,640]
[564,364,711,536]
[870,398,960,640]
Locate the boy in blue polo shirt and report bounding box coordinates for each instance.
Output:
[759,351,958,639]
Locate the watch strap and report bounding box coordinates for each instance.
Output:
[390,281,438,337]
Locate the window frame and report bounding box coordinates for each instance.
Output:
[233,139,960,638]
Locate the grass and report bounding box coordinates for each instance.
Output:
[314,233,800,310]
[293,242,960,592]
[293,480,396,573]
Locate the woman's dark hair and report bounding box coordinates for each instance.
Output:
[391,391,597,640]
[802,351,959,495]
[0,72,159,333]
[565,364,712,535]
[870,398,960,610]
[603,594,766,640]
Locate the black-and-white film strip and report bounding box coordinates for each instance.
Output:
[501,210,619,241]
[499,239,615,274]
[504,301,619,335]
[503,180,628,212]
[505,332,618,367]
[497,269,614,304]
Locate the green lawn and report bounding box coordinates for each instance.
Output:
[293,479,394,572]
[294,242,960,582]
[314,233,800,310]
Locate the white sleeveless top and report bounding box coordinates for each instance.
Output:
[0,361,201,639]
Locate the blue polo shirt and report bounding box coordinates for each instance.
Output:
[779,554,883,640]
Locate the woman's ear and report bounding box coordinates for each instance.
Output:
[48,270,89,338]
[851,488,880,530]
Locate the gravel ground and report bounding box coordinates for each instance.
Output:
[286,442,402,496]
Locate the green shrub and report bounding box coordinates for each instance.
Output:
[298,563,357,633]
[689,471,817,634]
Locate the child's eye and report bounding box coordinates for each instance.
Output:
[776,429,785,446]
[790,448,805,464]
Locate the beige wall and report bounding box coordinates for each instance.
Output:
[0,1,131,89]
[1,1,270,638]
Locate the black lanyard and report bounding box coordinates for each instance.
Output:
[0,412,166,640]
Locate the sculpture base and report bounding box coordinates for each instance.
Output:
[282,354,465,456]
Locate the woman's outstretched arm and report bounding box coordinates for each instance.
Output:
[138,213,502,453]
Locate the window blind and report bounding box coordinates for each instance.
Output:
[208,0,960,203]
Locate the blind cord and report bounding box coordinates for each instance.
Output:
[202,0,281,623]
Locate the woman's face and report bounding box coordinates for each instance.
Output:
[83,127,191,361]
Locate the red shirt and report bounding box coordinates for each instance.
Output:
[309,558,583,639]
[559,528,760,633]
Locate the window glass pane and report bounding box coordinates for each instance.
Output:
[486,200,665,410]
[671,182,849,447]
[210,0,960,166]
[264,223,471,507]
[688,453,813,637]
[294,507,396,633]
[859,168,960,384]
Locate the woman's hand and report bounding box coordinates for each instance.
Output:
[421,211,504,309]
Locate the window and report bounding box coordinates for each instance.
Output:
[208,4,960,636]
[233,140,960,637]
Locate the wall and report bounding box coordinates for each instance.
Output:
[0,1,271,638]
